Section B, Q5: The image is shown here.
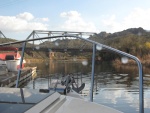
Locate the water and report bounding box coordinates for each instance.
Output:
[25,60,150,113]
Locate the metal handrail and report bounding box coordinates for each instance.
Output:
[75,35,144,113]
[0,34,144,113]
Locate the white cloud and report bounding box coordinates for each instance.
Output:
[60,11,99,32]
[102,8,150,32]
[41,18,49,22]
[60,11,81,18]
[0,12,48,32]
[16,12,34,21]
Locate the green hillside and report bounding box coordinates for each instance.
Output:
[1,27,150,63]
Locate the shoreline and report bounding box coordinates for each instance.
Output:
[25,58,88,63]
[113,58,150,68]
[25,57,150,67]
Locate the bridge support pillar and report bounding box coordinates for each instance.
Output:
[49,52,55,60]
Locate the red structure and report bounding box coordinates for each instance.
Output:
[0,47,21,60]
[0,47,24,71]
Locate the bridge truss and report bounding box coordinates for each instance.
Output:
[0,31,7,38]
[26,30,96,39]
[25,30,96,52]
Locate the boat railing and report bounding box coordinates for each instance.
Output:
[76,35,144,113]
[0,33,144,113]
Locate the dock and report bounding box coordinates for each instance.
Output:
[0,67,37,87]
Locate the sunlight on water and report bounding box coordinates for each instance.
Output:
[121,57,128,64]
[35,46,40,50]
[96,45,103,51]
[145,74,150,77]
[82,60,88,66]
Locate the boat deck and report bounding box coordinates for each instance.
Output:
[0,87,55,113]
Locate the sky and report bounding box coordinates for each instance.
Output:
[0,0,150,40]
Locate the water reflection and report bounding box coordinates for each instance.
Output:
[25,60,150,113]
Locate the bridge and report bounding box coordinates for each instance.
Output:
[0,30,108,59]
[18,47,94,52]
[0,30,97,53]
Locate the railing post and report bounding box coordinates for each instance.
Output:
[90,44,96,102]
[33,79,35,89]
[33,31,35,48]
[20,88,25,103]
[137,61,144,113]
[16,42,26,88]
[48,75,50,89]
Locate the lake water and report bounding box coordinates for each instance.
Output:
[25,60,150,113]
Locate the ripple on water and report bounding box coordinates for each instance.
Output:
[144,74,150,77]
[136,77,150,81]
[119,74,128,76]
[113,76,121,79]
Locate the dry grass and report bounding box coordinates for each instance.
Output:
[113,55,150,67]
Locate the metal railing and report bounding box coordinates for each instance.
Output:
[77,35,144,113]
[0,33,144,113]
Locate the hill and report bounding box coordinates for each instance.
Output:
[1,27,150,61]
[89,27,150,43]
[89,27,150,58]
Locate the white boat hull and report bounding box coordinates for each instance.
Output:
[25,92,122,113]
